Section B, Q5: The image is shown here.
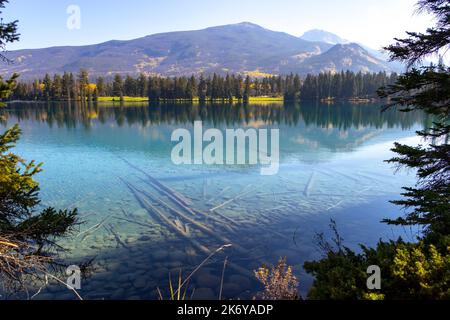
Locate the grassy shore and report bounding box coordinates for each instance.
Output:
[97,96,150,102]
[97,96,285,103]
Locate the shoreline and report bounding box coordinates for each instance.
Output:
[6,96,381,104]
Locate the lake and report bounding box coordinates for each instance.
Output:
[0,101,425,300]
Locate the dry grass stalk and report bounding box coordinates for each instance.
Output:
[1,236,50,292]
[0,236,83,300]
[157,244,232,300]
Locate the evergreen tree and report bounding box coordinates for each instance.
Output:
[0,0,18,63]
[243,75,251,102]
[78,69,89,101]
[96,76,106,96]
[69,73,77,101]
[124,75,137,96]
[304,0,450,300]
[0,0,79,293]
[186,75,197,100]
[235,75,243,100]
[62,72,72,100]
[137,73,148,98]
[52,74,63,100]
[378,0,450,246]
[198,75,207,101]
[42,74,52,100]
[112,74,124,97]
[10,72,396,102]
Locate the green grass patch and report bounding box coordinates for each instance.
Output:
[248,96,284,102]
[97,96,149,102]
[97,96,284,104]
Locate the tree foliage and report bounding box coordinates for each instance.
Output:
[0,0,79,294]
[304,237,450,300]
[9,71,396,102]
[304,0,450,300]
[378,0,450,245]
[0,0,19,63]
[385,0,449,67]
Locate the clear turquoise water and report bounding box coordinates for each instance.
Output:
[1,101,425,300]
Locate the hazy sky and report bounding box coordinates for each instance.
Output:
[3,0,433,51]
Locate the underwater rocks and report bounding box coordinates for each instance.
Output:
[133,277,149,289]
[138,235,151,242]
[152,249,169,260]
[192,287,216,300]
[228,275,251,291]
[222,283,242,297]
[196,273,221,288]
[153,267,170,279]
[133,209,149,218]
[169,250,186,261]
[111,288,125,299]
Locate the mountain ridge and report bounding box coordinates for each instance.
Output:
[1,22,398,79]
[300,29,349,45]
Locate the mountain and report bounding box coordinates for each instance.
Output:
[294,43,392,74]
[300,29,349,45]
[301,28,404,72]
[0,22,396,79]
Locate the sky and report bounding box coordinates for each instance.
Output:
[3,0,434,51]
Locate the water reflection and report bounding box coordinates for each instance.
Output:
[3,100,425,130]
[0,101,425,300]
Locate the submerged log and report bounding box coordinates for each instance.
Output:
[122,178,251,276]
[105,224,129,249]
[121,178,212,254]
[210,187,254,212]
[141,178,237,232]
[119,158,239,232]
[136,171,238,233]
[303,172,316,197]
[78,215,111,242]
[140,188,246,253]
[120,157,192,206]
[207,187,231,204]
[113,216,154,229]
[141,179,199,217]
[203,179,208,200]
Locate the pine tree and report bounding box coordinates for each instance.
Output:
[62,72,71,100]
[0,0,19,63]
[186,75,197,100]
[124,75,137,96]
[235,75,244,100]
[96,76,106,97]
[42,74,52,100]
[0,0,79,293]
[137,73,148,98]
[378,0,450,246]
[243,75,251,102]
[112,74,124,98]
[52,74,63,100]
[198,75,207,101]
[10,72,396,102]
[78,69,89,101]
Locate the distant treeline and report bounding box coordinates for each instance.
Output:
[10,70,398,102]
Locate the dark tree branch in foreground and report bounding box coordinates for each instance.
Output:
[303,0,450,300]
[385,0,449,67]
[0,0,19,63]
